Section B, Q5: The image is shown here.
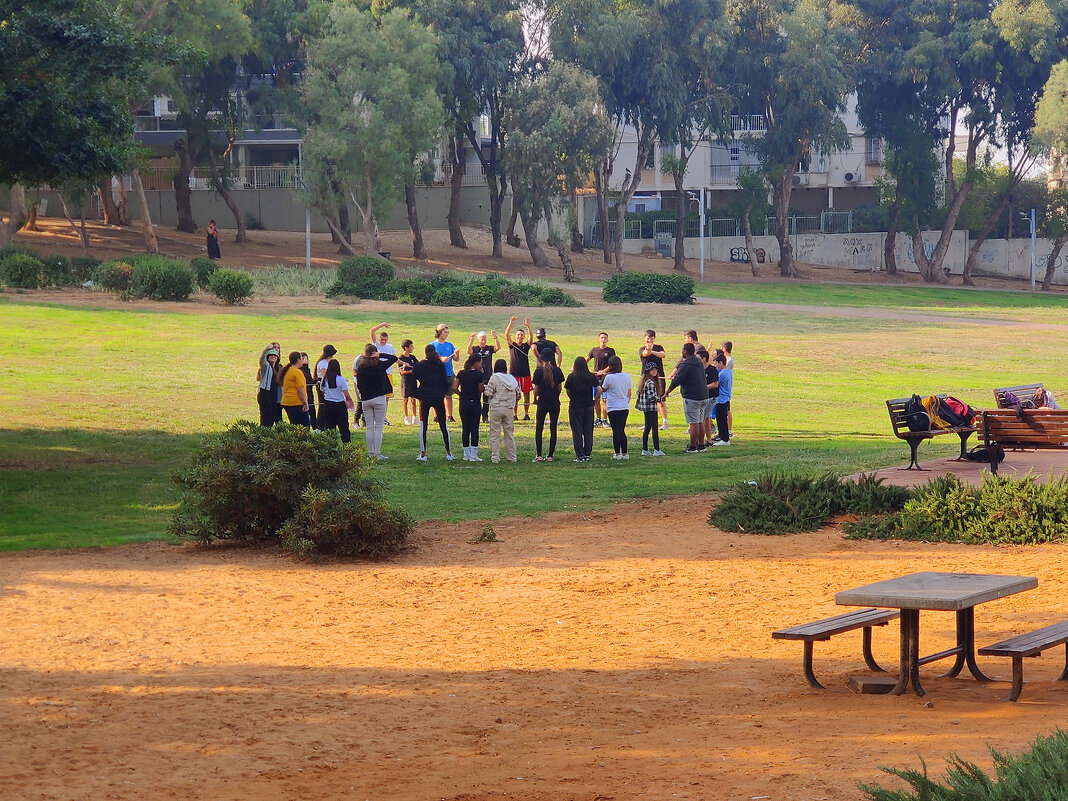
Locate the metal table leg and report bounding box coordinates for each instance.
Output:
[890,610,915,695]
[961,606,994,682]
[940,609,968,678]
[907,609,926,697]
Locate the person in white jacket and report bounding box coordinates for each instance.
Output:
[483,358,521,463]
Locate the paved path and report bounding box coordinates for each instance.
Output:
[861,449,1068,488]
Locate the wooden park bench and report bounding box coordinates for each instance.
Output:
[772,608,899,689]
[978,621,1068,701]
[979,408,1068,475]
[994,383,1045,408]
[887,396,976,470]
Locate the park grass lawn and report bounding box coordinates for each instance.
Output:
[2,287,1065,550]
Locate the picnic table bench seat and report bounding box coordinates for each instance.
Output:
[772,608,899,689]
[886,396,976,470]
[993,383,1045,409]
[978,621,1068,701]
[979,408,1068,475]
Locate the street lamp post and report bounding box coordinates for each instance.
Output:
[1022,208,1036,291]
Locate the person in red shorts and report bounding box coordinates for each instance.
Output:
[504,315,533,421]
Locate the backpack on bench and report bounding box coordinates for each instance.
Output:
[904,394,931,432]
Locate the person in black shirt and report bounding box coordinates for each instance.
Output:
[531,359,564,461]
[564,357,597,461]
[505,315,533,420]
[397,339,418,425]
[586,331,615,428]
[456,354,485,461]
[533,326,563,366]
[639,329,669,429]
[413,344,455,462]
[467,330,500,423]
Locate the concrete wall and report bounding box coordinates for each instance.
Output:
[971,238,1068,284]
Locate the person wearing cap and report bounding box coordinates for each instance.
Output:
[257,345,282,426]
[504,315,534,421]
[370,322,397,425]
[430,323,459,423]
[662,342,706,452]
[532,326,562,367]
[635,360,665,455]
[467,329,500,423]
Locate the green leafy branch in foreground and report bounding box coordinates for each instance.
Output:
[861,728,1068,801]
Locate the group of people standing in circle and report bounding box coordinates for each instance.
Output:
[255,320,735,464]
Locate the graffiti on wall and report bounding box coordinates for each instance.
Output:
[729,247,766,264]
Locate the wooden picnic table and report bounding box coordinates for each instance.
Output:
[835,571,1038,697]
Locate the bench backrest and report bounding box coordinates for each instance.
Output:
[980,408,1068,446]
[887,394,973,435]
[993,384,1044,408]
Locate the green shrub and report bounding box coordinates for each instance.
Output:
[128,257,195,301]
[191,257,217,290]
[208,268,255,305]
[170,421,410,558]
[0,244,42,262]
[70,256,100,283]
[468,285,497,305]
[42,254,73,287]
[845,472,1068,544]
[92,261,133,292]
[861,728,1068,801]
[0,252,45,288]
[249,265,337,296]
[537,286,582,307]
[431,284,474,306]
[603,271,694,304]
[383,278,434,304]
[326,255,395,298]
[708,471,911,535]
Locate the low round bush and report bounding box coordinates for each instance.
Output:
[70,256,101,283]
[170,421,410,558]
[0,244,42,262]
[0,252,45,288]
[42,254,73,287]
[93,261,133,292]
[327,255,395,298]
[603,271,694,303]
[431,284,474,306]
[467,285,496,305]
[128,257,194,301]
[382,278,434,304]
[191,257,217,290]
[208,268,254,305]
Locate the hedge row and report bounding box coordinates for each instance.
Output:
[602,271,694,304]
[326,256,582,307]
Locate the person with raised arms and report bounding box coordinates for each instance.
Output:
[504,315,533,421]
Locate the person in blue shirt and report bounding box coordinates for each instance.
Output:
[712,350,732,445]
[430,323,460,422]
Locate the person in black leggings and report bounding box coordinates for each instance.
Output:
[456,354,485,461]
[413,344,455,462]
[531,359,563,461]
[564,356,597,461]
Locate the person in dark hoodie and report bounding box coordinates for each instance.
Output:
[662,342,707,453]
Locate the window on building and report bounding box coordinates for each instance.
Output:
[645,146,655,169]
[866,137,882,164]
[730,145,740,162]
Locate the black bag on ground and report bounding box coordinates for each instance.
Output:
[904,394,931,432]
[964,444,1005,464]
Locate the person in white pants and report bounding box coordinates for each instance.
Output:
[483,358,521,463]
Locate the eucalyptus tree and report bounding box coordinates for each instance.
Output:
[301,5,444,255]
[0,0,143,245]
[725,0,853,278]
[1032,60,1068,290]
[504,61,614,279]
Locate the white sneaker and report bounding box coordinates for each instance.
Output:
[660,422,669,430]
[416,454,428,462]
[620,453,629,460]
[376,453,388,460]
[462,447,471,461]
[471,448,482,462]
[653,449,666,456]
[445,452,456,461]
[713,439,731,446]
[641,450,651,456]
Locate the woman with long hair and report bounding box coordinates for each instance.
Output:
[531,355,564,462]
[600,355,632,459]
[356,342,398,460]
[256,345,282,426]
[279,351,310,426]
[456,353,485,461]
[319,358,355,443]
[298,352,317,430]
[564,356,597,461]
[413,343,454,462]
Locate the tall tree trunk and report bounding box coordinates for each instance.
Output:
[741,199,759,277]
[567,185,583,253]
[321,212,358,256]
[207,144,247,242]
[548,231,576,282]
[446,132,466,248]
[671,166,689,273]
[57,193,88,253]
[356,172,382,255]
[173,139,197,233]
[772,172,798,278]
[910,225,949,284]
[404,181,427,260]
[25,200,40,231]
[518,208,552,269]
[594,168,612,265]
[963,192,1014,285]
[884,200,900,275]
[115,177,128,225]
[0,184,28,246]
[98,177,120,225]
[1043,233,1068,291]
[506,205,521,248]
[131,170,158,253]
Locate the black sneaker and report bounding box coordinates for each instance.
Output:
[697,444,708,452]
[523,414,531,421]
[684,445,697,453]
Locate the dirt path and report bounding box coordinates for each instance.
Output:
[3,496,1068,801]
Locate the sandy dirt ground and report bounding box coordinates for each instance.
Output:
[4,484,1068,801]
[6,221,1068,800]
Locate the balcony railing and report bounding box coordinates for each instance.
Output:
[140,165,302,191]
[730,114,768,132]
[437,162,488,186]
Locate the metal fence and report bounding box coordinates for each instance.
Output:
[141,165,302,191]
[584,212,855,246]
